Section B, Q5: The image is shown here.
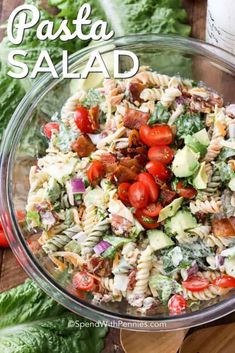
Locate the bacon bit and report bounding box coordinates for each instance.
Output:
[111,214,133,236]
[128,129,140,147]
[160,189,177,206]
[87,256,112,277]
[100,153,118,174]
[128,268,137,291]
[120,157,142,173]
[71,135,96,157]
[215,121,227,137]
[114,165,138,183]
[129,82,145,103]
[123,108,150,129]
[212,218,235,237]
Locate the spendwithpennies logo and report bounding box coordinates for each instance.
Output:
[68,320,75,328]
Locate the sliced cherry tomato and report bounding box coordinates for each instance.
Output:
[74,106,94,133]
[212,275,235,288]
[87,160,105,186]
[148,146,174,165]
[160,189,177,206]
[128,182,149,209]
[142,203,162,218]
[176,181,197,199]
[134,209,160,229]
[140,125,173,147]
[0,222,9,248]
[137,172,159,202]
[168,294,187,314]
[43,122,60,139]
[72,271,95,291]
[146,160,171,182]
[118,183,131,204]
[182,276,209,292]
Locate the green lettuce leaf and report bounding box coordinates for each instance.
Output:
[0,280,107,353]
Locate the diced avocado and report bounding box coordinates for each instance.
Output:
[147,230,174,251]
[193,162,209,190]
[184,135,207,155]
[193,128,210,146]
[165,210,197,236]
[224,257,235,277]
[229,177,235,191]
[172,146,200,177]
[158,197,183,222]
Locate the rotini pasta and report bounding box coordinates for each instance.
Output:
[25,67,235,314]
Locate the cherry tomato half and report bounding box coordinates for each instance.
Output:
[142,203,163,218]
[146,160,171,182]
[168,294,187,314]
[134,209,160,229]
[118,183,131,204]
[74,106,94,133]
[72,271,95,291]
[0,222,9,248]
[182,276,209,292]
[148,146,174,165]
[212,275,235,288]
[176,181,197,199]
[137,172,159,202]
[43,122,60,139]
[87,160,105,186]
[140,125,173,147]
[128,182,149,209]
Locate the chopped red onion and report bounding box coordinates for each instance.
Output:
[215,255,225,268]
[94,240,111,255]
[186,263,198,279]
[229,124,235,138]
[71,179,85,194]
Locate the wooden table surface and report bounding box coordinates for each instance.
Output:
[3,1,235,353]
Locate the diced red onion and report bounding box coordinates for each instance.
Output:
[88,133,104,145]
[229,124,235,138]
[71,179,85,194]
[94,240,111,255]
[215,255,225,268]
[226,104,235,117]
[186,263,198,279]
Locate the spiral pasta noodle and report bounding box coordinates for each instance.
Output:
[134,245,153,296]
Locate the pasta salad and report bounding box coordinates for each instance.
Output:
[26,67,235,314]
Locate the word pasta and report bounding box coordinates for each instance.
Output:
[7,4,139,79]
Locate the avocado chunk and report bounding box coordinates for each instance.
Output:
[158,197,183,222]
[172,146,200,177]
[193,162,209,189]
[193,128,210,146]
[229,177,235,191]
[165,210,197,236]
[224,257,235,277]
[184,135,207,156]
[147,230,174,251]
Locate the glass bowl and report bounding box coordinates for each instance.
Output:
[1,34,235,331]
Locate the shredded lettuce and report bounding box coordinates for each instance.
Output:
[175,113,204,138]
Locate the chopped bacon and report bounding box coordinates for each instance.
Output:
[190,92,224,114]
[114,165,138,183]
[129,82,145,103]
[160,189,177,206]
[128,269,137,291]
[87,256,112,277]
[100,153,118,174]
[123,108,150,129]
[212,218,235,237]
[71,135,96,157]
[120,157,142,172]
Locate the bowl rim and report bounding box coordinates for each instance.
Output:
[1,33,235,331]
